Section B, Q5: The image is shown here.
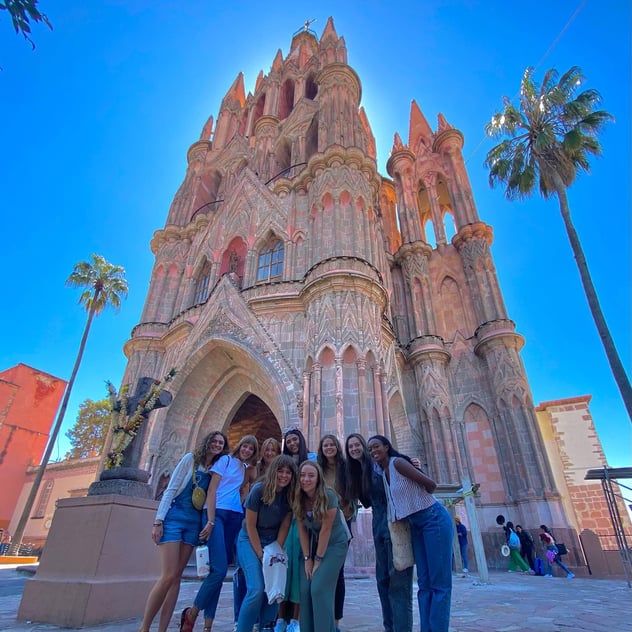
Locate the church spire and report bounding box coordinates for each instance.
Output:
[320,16,339,44]
[408,99,433,149]
[221,72,246,108]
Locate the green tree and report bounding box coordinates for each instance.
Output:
[1,0,51,48]
[65,397,111,459]
[9,254,128,554]
[485,65,632,421]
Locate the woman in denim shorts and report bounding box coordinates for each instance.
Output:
[139,431,229,632]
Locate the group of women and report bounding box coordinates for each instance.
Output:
[139,428,454,632]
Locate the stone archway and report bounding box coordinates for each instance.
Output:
[149,338,296,482]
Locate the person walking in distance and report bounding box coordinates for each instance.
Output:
[539,525,574,579]
[454,517,469,573]
[515,525,535,572]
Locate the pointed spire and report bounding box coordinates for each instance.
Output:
[320,16,339,44]
[255,70,264,93]
[199,115,214,141]
[223,72,246,108]
[392,132,405,153]
[272,49,284,72]
[408,100,433,147]
[437,113,453,132]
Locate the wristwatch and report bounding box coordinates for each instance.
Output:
[303,555,311,561]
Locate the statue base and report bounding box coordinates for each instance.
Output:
[17,494,160,627]
[88,466,153,499]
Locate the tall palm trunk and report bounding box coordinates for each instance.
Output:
[552,172,632,421]
[8,291,101,554]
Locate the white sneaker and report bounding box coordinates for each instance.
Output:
[545,573,553,578]
[274,621,288,632]
[462,568,469,573]
[286,620,300,632]
[567,573,575,579]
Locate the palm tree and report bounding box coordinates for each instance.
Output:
[485,66,631,422]
[9,254,128,554]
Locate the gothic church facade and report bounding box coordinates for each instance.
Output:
[124,18,569,547]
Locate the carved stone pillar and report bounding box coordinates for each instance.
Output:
[373,365,384,437]
[356,359,367,437]
[310,363,322,449]
[335,358,344,441]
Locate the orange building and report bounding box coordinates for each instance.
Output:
[0,364,66,531]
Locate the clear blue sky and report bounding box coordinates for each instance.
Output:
[0,1,629,473]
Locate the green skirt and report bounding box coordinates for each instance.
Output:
[284,517,301,603]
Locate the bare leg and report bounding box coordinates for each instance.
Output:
[139,542,193,632]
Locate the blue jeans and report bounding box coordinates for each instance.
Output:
[545,545,572,575]
[408,503,453,632]
[235,531,280,632]
[194,508,243,619]
[458,542,468,570]
[374,517,413,632]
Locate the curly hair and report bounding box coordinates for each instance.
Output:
[261,454,297,505]
[232,435,259,466]
[293,461,329,522]
[193,430,229,467]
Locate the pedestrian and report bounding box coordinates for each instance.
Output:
[454,517,469,573]
[139,430,227,632]
[505,521,532,573]
[367,434,453,632]
[539,525,574,578]
[515,525,535,571]
[317,434,355,632]
[235,455,297,632]
[345,433,413,632]
[294,460,350,632]
[180,435,259,632]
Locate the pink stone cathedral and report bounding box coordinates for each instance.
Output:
[123,18,570,557]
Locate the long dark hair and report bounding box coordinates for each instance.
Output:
[344,433,372,508]
[282,427,309,464]
[317,434,347,496]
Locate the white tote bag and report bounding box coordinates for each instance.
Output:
[196,544,210,577]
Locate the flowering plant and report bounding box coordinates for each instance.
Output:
[105,368,177,469]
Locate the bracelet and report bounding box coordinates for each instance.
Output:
[314,554,324,562]
[208,521,215,526]
[153,523,163,527]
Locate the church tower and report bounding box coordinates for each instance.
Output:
[123,18,569,557]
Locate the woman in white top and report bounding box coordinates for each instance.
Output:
[139,430,228,632]
[180,435,259,632]
[367,434,453,632]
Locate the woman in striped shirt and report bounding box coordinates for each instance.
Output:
[367,435,453,632]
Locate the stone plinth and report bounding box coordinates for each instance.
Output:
[18,494,160,627]
[88,466,153,499]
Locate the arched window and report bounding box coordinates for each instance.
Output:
[257,240,284,282]
[194,262,212,304]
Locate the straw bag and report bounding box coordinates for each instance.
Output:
[387,518,415,571]
[191,463,207,511]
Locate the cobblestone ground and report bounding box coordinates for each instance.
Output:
[1,566,630,632]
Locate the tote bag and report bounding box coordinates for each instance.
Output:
[387,518,415,571]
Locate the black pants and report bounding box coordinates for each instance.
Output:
[334,564,345,620]
[521,547,535,570]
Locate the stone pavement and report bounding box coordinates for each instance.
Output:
[0,565,630,632]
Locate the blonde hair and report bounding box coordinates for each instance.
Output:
[293,460,329,522]
[261,455,297,505]
[257,437,282,478]
[232,435,259,466]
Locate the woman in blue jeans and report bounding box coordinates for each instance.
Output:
[368,435,453,632]
[180,436,258,632]
[236,455,296,632]
[139,430,227,632]
[345,433,413,632]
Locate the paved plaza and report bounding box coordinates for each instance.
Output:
[0,565,629,632]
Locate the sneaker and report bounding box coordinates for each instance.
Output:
[253,626,260,632]
[463,568,469,573]
[527,569,536,575]
[545,574,553,578]
[286,620,300,632]
[274,621,288,632]
[233,625,238,632]
[567,573,575,579]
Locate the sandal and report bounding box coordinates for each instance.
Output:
[179,607,196,632]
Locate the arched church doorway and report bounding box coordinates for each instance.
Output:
[227,393,282,450]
